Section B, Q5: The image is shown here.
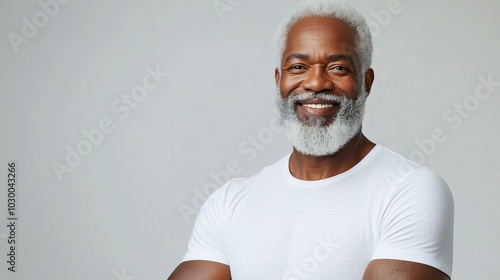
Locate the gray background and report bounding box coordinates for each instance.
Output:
[0,0,499,279]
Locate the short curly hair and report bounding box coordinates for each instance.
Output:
[274,0,373,74]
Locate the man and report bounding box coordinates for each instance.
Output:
[168,1,454,279]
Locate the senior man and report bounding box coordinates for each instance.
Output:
[168,1,453,279]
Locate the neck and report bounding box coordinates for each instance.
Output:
[288,132,375,180]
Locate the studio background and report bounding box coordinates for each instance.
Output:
[0,0,499,279]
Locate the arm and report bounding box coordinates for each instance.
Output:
[168,260,231,280]
[362,259,450,280]
[366,170,454,279]
[171,187,231,279]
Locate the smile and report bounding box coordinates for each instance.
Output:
[296,100,339,117]
[302,103,335,109]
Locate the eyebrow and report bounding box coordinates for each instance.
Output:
[284,53,355,66]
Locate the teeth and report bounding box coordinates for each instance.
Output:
[302,103,334,109]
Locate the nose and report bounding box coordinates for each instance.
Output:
[301,65,334,93]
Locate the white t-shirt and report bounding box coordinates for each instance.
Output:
[182,144,454,279]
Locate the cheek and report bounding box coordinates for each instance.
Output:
[336,77,360,98]
[280,76,302,96]
[279,81,291,98]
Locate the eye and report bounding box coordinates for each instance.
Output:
[329,65,351,74]
[287,64,307,73]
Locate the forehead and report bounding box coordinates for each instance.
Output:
[283,16,358,59]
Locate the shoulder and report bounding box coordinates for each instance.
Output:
[372,145,426,175]
[372,148,454,277]
[370,144,454,228]
[372,145,451,194]
[204,154,289,205]
[383,168,454,222]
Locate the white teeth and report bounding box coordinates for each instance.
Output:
[302,103,334,109]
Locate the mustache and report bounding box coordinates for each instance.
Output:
[284,92,349,103]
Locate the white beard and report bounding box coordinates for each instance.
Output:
[275,85,368,157]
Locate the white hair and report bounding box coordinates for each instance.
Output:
[274,0,373,74]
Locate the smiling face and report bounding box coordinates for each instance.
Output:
[276,16,363,122]
[275,16,373,156]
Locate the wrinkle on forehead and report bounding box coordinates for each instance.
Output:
[282,16,360,69]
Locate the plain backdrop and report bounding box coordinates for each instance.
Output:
[0,0,499,279]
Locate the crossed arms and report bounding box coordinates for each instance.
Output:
[167,259,450,279]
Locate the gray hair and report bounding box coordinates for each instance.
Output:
[274,0,373,74]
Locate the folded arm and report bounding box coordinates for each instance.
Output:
[168,260,231,280]
[363,259,450,280]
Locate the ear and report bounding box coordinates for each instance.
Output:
[363,68,375,95]
[275,68,280,86]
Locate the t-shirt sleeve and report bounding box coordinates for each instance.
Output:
[372,169,454,277]
[181,187,229,265]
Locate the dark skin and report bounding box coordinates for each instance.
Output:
[168,16,450,280]
[168,260,230,280]
[276,16,375,181]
